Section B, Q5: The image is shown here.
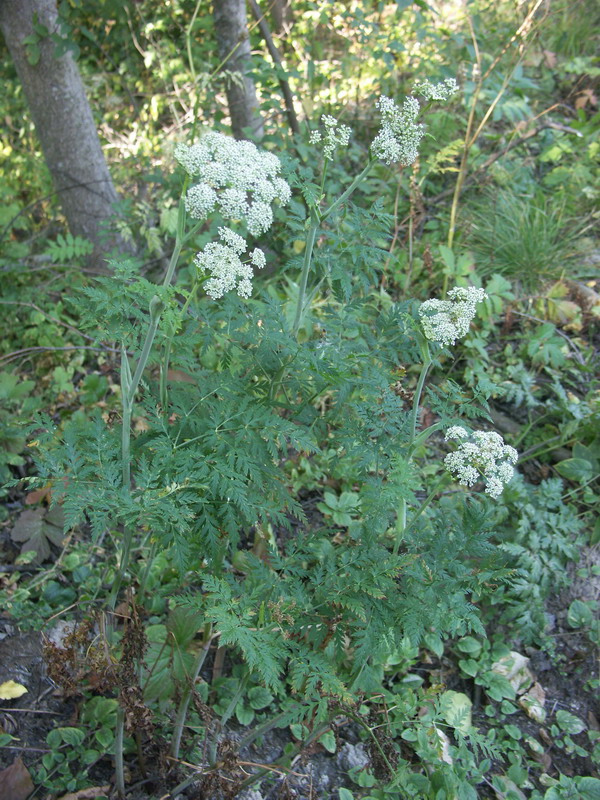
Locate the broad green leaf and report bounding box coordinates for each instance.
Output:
[248,686,273,710]
[555,458,595,484]
[319,730,336,753]
[555,710,585,734]
[567,599,594,629]
[439,690,472,734]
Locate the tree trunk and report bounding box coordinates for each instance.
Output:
[213,0,264,141]
[271,0,292,35]
[0,0,126,269]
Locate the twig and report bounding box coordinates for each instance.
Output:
[0,300,100,345]
[0,344,117,366]
[248,0,300,134]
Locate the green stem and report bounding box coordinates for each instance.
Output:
[291,213,320,337]
[394,350,432,555]
[115,707,126,798]
[171,629,214,759]
[291,160,373,338]
[404,473,451,537]
[409,354,432,444]
[341,708,396,777]
[320,160,373,223]
[160,282,199,411]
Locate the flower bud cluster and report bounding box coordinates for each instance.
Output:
[175,132,291,236]
[309,115,352,160]
[371,78,458,166]
[444,427,518,499]
[418,286,487,347]
[414,78,459,102]
[194,227,266,299]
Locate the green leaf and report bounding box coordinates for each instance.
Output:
[456,636,482,656]
[459,658,479,677]
[94,726,114,749]
[339,789,355,800]
[290,723,309,741]
[555,710,585,734]
[592,517,600,546]
[320,730,337,753]
[567,599,594,629]
[423,633,444,657]
[235,702,254,725]
[484,672,516,701]
[555,458,595,484]
[167,606,203,648]
[439,690,472,734]
[82,748,100,765]
[25,42,41,65]
[57,727,85,747]
[247,686,273,710]
[46,728,62,748]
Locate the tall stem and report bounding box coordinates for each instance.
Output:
[171,629,214,759]
[115,707,126,798]
[320,161,372,223]
[409,353,432,446]
[393,349,432,556]
[291,214,319,337]
[291,160,373,338]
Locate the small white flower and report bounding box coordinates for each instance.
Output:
[371,82,457,166]
[185,183,217,220]
[311,114,353,161]
[414,78,459,101]
[175,132,290,234]
[218,226,246,254]
[250,248,266,269]
[445,425,469,440]
[419,286,487,347]
[195,228,265,300]
[371,95,424,166]
[444,428,518,498]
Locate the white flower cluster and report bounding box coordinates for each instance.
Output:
[174,132,291,236]
[444,427,518,499]
[309,115,352,160]
[371,95,424,166]
[418,286,487,347]
[414,78,459,102]
[194,227,266,299]
[371,78,458,166]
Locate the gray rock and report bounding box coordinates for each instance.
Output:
[336,742,369,772]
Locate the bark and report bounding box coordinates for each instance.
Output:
[213,0,264,141]
[271,0,292,35]
[0,0,127,268]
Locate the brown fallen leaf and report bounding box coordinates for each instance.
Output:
[56,785,111,800]
[0,757,35,800]
[10,507,64,563]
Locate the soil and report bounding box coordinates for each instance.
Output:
[1,553,598,800]
[1,483,598,800]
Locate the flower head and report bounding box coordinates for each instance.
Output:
[371,95,424,166]
[371,80,458,166]
[175,132,290,235]
[414,78,459,102]
[444,427,518,498]
[194,227,266,300]
[310,114,352,161]
[419,286,487,347]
